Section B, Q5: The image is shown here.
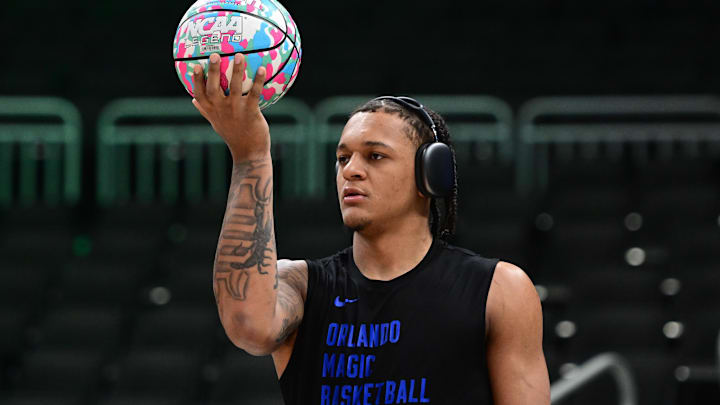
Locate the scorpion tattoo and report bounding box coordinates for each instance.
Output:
[214,160,277,301]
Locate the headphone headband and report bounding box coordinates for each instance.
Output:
[369,95,454,199]
[372,96,439,143]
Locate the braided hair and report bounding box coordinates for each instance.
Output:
[350,99,458,241]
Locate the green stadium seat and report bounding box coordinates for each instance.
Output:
[96,98,314,205]
[0,97,82,207]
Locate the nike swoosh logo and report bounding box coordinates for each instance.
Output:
[334,296,359,308]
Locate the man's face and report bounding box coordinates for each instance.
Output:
[336,111,426,233]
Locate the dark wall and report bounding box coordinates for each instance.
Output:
[4,0,718,206]
[3,0,720,106]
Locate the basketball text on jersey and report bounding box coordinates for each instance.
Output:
[321,320,431,404]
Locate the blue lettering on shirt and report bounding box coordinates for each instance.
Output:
[327,323,338,346]
[338,324,349,347]
[396,380,407,403]
[385,380,396,403]
[407,379,417,403]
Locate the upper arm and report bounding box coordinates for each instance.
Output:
[486,261,550,405]
[268,259,308,348]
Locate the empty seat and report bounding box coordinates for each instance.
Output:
[31,308,123,354]
[460,188,530,221]
[208,350,282,403]
[109,349,199,399]
[457,160,515,189]
[165,228,218,260]
[547,159,630,189]
[677,312,720,361]
[0,267,48,312]
[131,306,216,352]
[0,309,29,361]
[89,228,164,263]
[555,351,677,405]
[570,267,665,307]
[455,218,530,268]
[51,263,142,309]
[633,159,718,189]
[0,394,82,405]
[676,269,720,312]
[626,352,681,405]
[0,230,74,263]
[545,186,630,220]
[562,307,675,357]
[12,349,102,397]
[637,185,719,228]
[151,267,215,306]
[202,396,284,405]
[88,205,173,264]
[539,220,627,273]
[665,224,720,265]
[673,361,720,405]
[94,395,184,405]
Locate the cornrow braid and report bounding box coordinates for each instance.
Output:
[350,99,458,242]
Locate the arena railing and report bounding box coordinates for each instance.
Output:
[0,97,82,206]
[313,95,513,197]
[96,98,313,205]
[516,95,720,194]
[550,352,637,405]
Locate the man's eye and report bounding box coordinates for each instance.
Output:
[337,156,348,164]
[371,153,384,160]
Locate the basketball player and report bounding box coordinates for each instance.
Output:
[192,53,550,404]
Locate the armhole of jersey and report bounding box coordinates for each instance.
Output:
[278,258,317,384]
[482,259,500,342]
[303,258,317,312]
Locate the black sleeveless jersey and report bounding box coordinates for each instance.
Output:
[278,238,499,405]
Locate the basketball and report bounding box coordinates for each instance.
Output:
[173,0,302,110]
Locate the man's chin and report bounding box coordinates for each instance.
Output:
[342,216,372,233]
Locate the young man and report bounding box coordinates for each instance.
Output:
[192,53,550,404]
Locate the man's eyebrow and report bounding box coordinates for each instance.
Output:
[336,141,396,151]
[364,141,395,150]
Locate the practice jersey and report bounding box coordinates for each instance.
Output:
[278,238,499,405]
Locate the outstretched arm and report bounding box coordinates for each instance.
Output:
[486,261,551,404]
[193,53,306,355]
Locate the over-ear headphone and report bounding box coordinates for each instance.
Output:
[335,96,455,198]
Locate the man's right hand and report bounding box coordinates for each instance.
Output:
[191,52,270,162]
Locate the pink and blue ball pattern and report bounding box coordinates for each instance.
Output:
[173,0,301,110]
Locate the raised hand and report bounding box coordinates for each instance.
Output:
[191,52,270,162]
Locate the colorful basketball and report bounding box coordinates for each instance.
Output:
[173,0,302,110]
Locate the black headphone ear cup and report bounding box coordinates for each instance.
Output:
[416,142,454,198]
[415,143,430,197]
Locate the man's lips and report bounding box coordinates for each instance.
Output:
[342,187,367,203]
[343,195,366,203]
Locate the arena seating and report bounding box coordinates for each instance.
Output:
[0,95,718,405]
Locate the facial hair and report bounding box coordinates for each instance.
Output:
[344,216,372,233]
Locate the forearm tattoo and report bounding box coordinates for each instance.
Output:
[214,158,276,302]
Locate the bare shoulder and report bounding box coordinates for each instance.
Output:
[485,262,550,403]
[490,261,536,296]
[277,259,309,301]
[486,261,542,336]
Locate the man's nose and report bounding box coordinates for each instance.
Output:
[342,156,366,179]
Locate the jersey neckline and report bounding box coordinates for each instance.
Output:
[348,238,443,289]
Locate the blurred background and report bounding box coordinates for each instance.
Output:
[1,0,719,404]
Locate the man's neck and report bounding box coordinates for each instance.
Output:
[352,219,434,281]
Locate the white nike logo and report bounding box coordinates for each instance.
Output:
[334,296,359,308]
